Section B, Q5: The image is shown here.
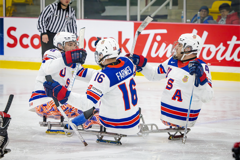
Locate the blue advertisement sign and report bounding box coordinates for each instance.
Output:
[0,18,3,55]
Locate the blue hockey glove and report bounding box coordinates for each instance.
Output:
[62,49,87,66]
[43,80,70,104]
[126,54,147,72]
[189,60,208,86]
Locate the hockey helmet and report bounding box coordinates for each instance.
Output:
[178,33,202,56]
[53,32,77,51]
[94,38,121,67]
[171,33,202,61]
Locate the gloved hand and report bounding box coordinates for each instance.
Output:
[43,80,70,104]
[188,60,208,86]
[126,54,147,72]
[62,49,87,66]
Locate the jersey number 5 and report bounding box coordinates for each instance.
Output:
[118,78,138,111]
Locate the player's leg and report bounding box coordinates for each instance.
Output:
[82,109,101,129]
[35,100,83,119]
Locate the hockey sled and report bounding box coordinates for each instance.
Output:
[138,114,191,140]
[64,125,127,145]
[39,116,67,134]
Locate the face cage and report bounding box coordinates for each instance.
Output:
[171,41,197,61]
[94,51,108,68]
[58,41,79,51]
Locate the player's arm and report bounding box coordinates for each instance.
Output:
[128,54,168,81]
[42,49,87,75]
[189,60,214,103]
[141,60,168,81]
[42,50,67,75]
[75,67,100,83]
[43,72,108,111]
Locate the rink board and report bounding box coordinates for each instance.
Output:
[0,17,239,81]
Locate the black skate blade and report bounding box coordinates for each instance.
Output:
[96,139,122,145]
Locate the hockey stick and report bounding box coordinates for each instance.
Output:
[182,75,195,144]
[45,27,87,146]
[130,16,153,57]
[68,27,85,91]
[46,75,88,146]
[4,94,14,113]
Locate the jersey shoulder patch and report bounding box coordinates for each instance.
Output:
[42,49,61,63]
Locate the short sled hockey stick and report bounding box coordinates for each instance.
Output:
[182,75,195,144]
[4,94,14,113]
[45,75,88,146]
[45,27,88,146]
[130,16,153,57]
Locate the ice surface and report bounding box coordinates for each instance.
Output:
[0,69,239,160]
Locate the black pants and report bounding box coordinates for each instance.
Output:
[40,31,56,58]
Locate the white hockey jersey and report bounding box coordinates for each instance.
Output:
[29,48,96,111]
[68,57,140,135]
[141,57,213,127]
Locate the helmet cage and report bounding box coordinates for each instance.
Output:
[53,32,78,51]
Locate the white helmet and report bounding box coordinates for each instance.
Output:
[53,32,77,51]
[94,38,121,67]
[178,33,202,56]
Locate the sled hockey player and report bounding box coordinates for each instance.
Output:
[131,33,213,137]
[29,32,96,129]
[0,111,11,158]
[43,38,141,136]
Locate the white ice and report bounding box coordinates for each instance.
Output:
[0,69,239,160]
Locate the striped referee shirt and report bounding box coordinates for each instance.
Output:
[37,2,77,35]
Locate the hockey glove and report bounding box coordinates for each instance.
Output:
[0,112,11,158]
[126,54,147,72]
[62,49,87,66]
[189,60,208,87]
[43,80,70,104]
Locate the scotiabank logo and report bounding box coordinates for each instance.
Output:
[83,31,130,53]
[6,27,131,54]
[134,23,240,67]
[7,27,41,49]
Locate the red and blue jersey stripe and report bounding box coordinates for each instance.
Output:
[161,102,200,122]
[42,54,56,63]
[77,68,88,78]
[157,64,166,74]
[29,90,47,102]
[86,89,102,104]
[99,110,140,129]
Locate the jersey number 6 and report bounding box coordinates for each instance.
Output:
[118,78,138,111]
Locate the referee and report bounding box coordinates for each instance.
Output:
[37,0,77,57]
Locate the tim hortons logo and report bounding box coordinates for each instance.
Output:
[140,29,240,62]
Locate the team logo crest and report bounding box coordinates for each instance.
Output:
[193,35,197,39]
[101,40,105,44]
[182,75,189,83]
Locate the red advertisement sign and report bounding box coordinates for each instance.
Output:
[134,22,240,67]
